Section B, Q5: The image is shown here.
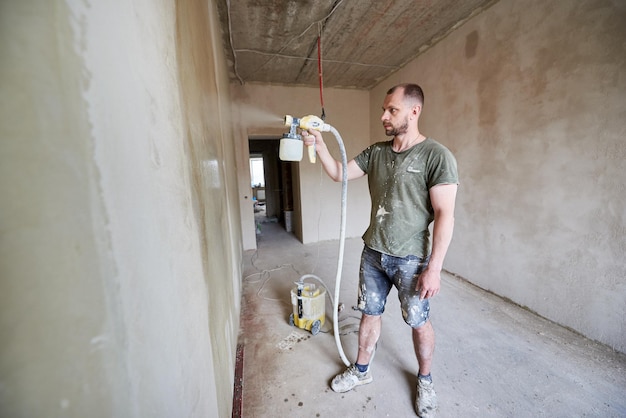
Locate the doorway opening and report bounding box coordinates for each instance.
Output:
[248,138,298,236]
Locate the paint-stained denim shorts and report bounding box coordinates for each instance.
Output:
[357,245,431,328]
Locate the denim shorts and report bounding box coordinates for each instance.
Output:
[357,245,431,328]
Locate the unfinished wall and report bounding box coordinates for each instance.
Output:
[0,0,241,416]
[230,84,371,248]
[371,0,626,352]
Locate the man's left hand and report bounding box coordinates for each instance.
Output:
[417,268,441,300]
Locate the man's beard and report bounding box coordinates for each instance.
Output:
[384,117,409,137]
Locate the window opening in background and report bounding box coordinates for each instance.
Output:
[250,157,265,187]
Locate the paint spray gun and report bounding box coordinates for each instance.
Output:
[280,115,331,162]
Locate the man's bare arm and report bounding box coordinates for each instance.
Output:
[417,183,458,299]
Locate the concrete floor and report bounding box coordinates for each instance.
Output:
[239,217,626,417]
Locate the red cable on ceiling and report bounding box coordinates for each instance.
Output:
[317,34,326,121]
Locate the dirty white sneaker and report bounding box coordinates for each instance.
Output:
[330,364,373,393]
[415,377,438,417]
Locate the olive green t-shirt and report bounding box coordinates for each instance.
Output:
[354,138,458,258]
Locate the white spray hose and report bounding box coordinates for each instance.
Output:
[328,125,351,367]
[288,115,351,366]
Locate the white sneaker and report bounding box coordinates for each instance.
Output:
[330,364,373,393]
[415,377,438,417]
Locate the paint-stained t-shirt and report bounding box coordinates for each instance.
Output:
[354,138,458,258]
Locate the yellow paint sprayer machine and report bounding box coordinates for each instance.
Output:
[289,278,326,336]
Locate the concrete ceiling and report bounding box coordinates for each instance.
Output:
[216,0,498,90]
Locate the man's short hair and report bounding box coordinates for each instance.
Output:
[387,83,424,105]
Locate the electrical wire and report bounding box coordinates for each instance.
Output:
[266,0,346,58]
[225,0,244,84]
[235,48,398,69]
[234,0,348,79]
[244,263,299,302]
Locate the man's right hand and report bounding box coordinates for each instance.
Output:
[302,129,323,147]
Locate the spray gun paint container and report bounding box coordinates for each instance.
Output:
[289,283,326,335]
[279,137,303,161]
[279,115,303,161]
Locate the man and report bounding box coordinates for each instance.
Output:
[303,83,458,417]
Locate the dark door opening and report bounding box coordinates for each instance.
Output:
[249,138,295,233]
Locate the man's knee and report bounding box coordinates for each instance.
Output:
[361,313,382,327]
[402,303,430,327]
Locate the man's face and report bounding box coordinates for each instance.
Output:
[381,89,410,137]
